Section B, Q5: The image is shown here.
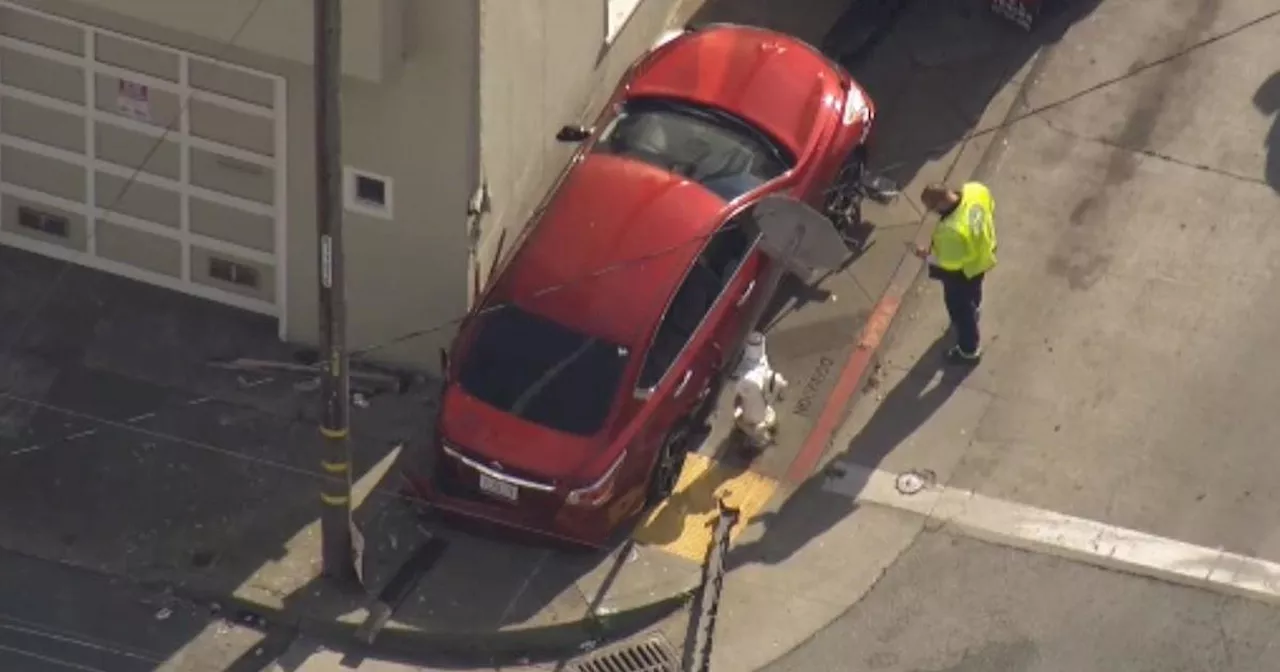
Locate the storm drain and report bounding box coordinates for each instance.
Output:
[569,634,679,672]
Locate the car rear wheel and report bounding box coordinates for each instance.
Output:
[647,423,693,506]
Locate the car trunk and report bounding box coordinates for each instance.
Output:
[438,386,611,485]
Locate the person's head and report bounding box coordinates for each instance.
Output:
[921,184,961,214]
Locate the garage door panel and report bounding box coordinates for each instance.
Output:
[1,95,84,153]
[0,197,87,252]
[0,47,84,104]
[94,123,180,179]
[0,6,83,56]
[190,149,274,205]
[189,99,273,156]
[0,146,84,202]
[189,59,273,109]
[0,1,286,322]
[95,172,179,229]
[189,196,274,252]
[95,219,181,278]
[93,33,179,83]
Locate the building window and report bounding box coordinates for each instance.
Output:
[17,206,70,238]
[606,0,643,44]
[209,257,260,288]
[343,167,394,220]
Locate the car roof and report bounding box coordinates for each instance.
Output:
[626,24,843,159]
[489,153,728,347]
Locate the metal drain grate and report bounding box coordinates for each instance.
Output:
[569,634,679,672]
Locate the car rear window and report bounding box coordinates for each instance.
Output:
[456,305,629,437]
[594,98,794,201]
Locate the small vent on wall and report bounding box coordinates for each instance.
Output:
[343,167,394,219]
[209,257,259,288]
[354,174,386,207]
[17,206,70,238]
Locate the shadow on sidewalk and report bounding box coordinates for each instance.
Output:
[850,0,1104,193]
[1255,71,1280,194]
[687,0,1102,330]
[726,334,971,569]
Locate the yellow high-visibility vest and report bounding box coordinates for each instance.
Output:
[931,182,997,278]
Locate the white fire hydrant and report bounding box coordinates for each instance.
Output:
[732,332,788,449]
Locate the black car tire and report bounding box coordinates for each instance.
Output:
[647,422,693,506]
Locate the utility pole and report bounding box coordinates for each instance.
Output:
[314,0,362,587]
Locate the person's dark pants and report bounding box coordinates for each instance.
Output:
[940,271,985,355]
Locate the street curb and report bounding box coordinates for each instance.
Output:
[171,583,694,669]
[784,36,1058,485]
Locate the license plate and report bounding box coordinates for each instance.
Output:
[479,474,518,502]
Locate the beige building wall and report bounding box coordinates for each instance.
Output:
[470,0,686,301]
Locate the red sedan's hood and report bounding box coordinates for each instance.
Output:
[438,385,608,483]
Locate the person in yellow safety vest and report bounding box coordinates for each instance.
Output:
[913,182,998,364]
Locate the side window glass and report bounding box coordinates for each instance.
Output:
[638,264,717,389]
[700,215,754,283]
[636,221,749,390]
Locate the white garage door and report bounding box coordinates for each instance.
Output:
[0,1,287,326]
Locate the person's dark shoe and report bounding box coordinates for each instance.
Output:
[945,345,982,365]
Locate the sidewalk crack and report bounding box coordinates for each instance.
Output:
[1035,115,1267,187]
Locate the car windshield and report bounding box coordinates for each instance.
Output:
[456,305,630,437]
[594,98,795,201]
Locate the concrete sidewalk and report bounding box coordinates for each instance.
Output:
[746,0,1280,670]
[0,1,1084,671]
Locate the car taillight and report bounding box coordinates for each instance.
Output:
[566,451,627,508]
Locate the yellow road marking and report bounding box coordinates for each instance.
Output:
[632,453,778,563]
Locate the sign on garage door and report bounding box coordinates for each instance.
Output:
[0,1,287,328]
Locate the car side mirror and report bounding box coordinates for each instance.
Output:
[555,124,593,143]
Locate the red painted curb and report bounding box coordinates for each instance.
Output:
[784,290,904,484]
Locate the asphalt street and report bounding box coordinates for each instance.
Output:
[762,532,1280,672]
[0,548,280,672]
[769,0,1280,669]
[859,0,1280,559]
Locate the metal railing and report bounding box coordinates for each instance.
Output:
[682,498,741,672]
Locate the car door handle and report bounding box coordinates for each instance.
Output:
[674,370,693,397]
[736,280,756,308]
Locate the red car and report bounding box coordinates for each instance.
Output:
[409,23,880,547]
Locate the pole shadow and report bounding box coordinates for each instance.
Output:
[1254,71,1280,194]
